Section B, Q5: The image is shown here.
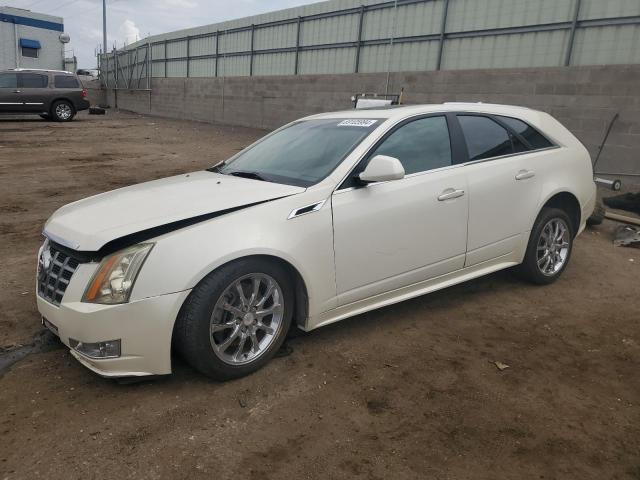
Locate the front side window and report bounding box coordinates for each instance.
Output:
[497,116,554,150]
[458,115,515,161]
[215,119,380,187]
[19,73,48,88]
[0,73,17,89]
[54,75,80,88]
[369,116,452,175]
[22,47,38,58]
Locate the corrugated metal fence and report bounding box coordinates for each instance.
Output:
[100,0,640,89]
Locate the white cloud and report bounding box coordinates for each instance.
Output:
[118,19,140,46]
[161,0,199,9]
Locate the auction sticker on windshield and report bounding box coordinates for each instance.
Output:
[337,119,378,127]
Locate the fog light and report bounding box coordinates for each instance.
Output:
[69,338,121,359]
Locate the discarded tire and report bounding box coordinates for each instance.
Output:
[587,203,605,226]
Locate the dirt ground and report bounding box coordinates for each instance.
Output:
[0,111,638,480]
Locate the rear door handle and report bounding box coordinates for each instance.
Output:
[515,170,535,180]
[438,188,465,201]
[12,90,21,93]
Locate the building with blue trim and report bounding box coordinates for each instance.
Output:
[0,6,70,71]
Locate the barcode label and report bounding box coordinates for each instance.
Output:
[337,119,378,127]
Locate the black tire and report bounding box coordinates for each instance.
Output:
[51,100,75,122]
[516,207,574,285]
[586,203,605,226]
[174,258,294,380]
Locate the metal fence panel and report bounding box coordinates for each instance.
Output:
[446,0,575,31]
[362,0,444,41]
[100,0,640,88]
[359,41,441,72]
[167,40,187,59]
[300,13,359,45]
[152,43,165,60]
[442,29,570,69]
[572,24,640,65]
[153,61,165,78]
[579,0,640,20]
[298,47,357,74]
[253,52,296,75]
[219,31,251,54]
[254,23,297,50]
[167,59,187,77]
[190,36,216,57]
[219,55,251,77]
[190,57,217,77]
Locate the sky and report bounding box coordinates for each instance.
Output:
[6,0,320,68]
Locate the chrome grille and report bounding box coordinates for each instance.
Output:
[38,243,81,306]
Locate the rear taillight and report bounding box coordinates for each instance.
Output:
[82,89,88,98]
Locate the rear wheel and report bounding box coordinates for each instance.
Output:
[517,207,574,285]
[174,258,293,380]
[51,100,75,122]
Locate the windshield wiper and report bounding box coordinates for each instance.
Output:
[226,170,270,182]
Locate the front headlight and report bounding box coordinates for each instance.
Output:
[82,243,154,304]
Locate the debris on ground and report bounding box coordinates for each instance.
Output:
[88,106,106,115]
[492,361,510,371]
[613,225,640,248]
[587,203,605,226]
[603,192,640,216]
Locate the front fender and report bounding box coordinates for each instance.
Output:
[130,190,338,318]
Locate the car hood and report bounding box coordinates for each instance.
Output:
[44,171,305,251]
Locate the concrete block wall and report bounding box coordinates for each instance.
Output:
[105,64,640,184]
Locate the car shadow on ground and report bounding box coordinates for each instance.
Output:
[0,118,45,123]
[56,267,520,388]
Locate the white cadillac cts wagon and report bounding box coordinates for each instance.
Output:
[37,103,596,380]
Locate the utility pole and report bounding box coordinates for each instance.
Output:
[102,0,107,56]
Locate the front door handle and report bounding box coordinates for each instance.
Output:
[438,188,465,201]
[12,90,21,94]
[515,169,535,180]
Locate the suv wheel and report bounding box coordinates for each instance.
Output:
[51,100,75,122]
[174,258,293,380]
[517,207,574,285]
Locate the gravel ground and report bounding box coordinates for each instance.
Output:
[0,111,639,480]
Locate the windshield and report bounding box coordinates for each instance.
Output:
[212,119,381,187]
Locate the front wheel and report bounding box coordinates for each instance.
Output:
[51,100,75,122]
[174,258,293,380]
[517,207,574,285]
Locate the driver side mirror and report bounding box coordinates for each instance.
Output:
[358,155,405,184]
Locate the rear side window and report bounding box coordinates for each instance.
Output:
[458,115,514,161]
[370,116,452,175]
[54,75,80,88]
[0,73,17,88]
[19,73,48,88]
[497,116,554,150]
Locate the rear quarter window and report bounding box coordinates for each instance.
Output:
[497,116,554,150]
[54,75,80,88]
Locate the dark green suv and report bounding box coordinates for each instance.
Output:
[0,69,90,122]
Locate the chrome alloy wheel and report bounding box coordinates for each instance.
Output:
[209,273,284,365]
[536,218,570,276]
[55,103,73,120]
